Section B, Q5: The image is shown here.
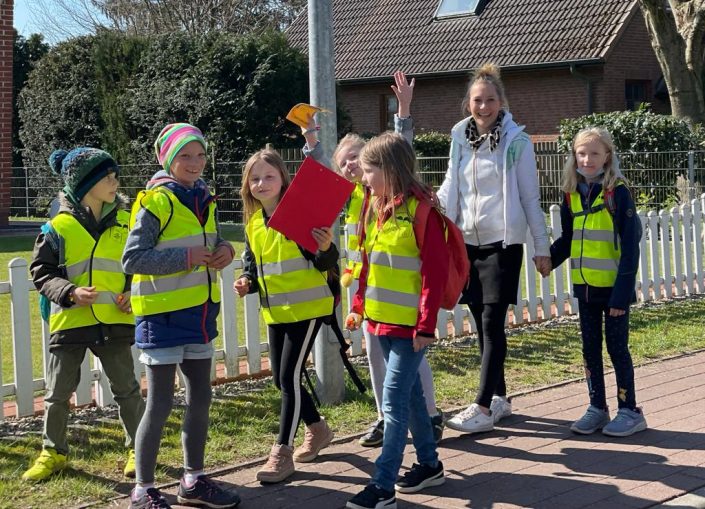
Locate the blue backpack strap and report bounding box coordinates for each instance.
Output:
[39,221,65,321]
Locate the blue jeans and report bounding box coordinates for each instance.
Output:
[371,333,438,492]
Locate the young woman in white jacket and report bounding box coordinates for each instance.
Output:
[440,63,551,434]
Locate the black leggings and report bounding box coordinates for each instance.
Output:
[470,303,509,408]
[268,318,324,446]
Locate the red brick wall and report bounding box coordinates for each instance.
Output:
[339,10,667,137]
[0,0,12,227]
[598,10,669,115]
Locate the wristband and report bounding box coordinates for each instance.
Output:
[303,126,320,135]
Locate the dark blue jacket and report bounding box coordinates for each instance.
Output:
[550,181,640,310]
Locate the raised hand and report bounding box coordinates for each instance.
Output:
[391,70,415,118]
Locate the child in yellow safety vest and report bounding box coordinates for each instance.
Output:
[301,71,444,450]
[234,148,339,484]
[122,123,239,509]
[25,147,145,483]
[344,132,449,509]
[549,126,646,438]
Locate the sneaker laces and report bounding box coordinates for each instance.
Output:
[144,488,170,509]
[454,404,481,421]
[399,463,423,483]
[195,477,224,499]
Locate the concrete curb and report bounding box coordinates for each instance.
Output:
[653,485,705,508]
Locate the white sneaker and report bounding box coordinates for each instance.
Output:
[490,396,512,424]
[446,403,494,433]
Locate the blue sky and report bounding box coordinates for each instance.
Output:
[14,0,38,36]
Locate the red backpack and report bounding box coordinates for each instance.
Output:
[415,200,470,310]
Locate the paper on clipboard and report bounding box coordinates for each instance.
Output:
[268,157,354,253]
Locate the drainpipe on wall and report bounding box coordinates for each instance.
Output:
[570,64,596,114]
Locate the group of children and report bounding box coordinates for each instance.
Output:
[25,67,645,509]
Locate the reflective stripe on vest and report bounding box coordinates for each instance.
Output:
[345,183,365,278]
[48,210,133,333]
[364,197,421,326]
[569,185,621,287]
[130,187,221,316]
[246,209,332,325]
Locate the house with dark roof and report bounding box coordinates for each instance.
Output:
[287,0,669,137]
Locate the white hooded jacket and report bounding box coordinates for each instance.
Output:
[437,111,550,256]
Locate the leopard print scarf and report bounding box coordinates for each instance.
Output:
[465,110,505,152]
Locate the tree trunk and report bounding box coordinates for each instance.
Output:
[638,0,705,125]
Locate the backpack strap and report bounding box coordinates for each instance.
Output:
[303,315,368,409]
[603,184,620,250]
[328,316,367,394]
[413,198,433,251]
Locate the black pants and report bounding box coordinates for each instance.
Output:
[268,318,324,446]
[578,300,636,410]
[470,303,509,408]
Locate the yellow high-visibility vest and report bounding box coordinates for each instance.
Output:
[569,184,622,287]
[246,209,333,324]
[344,183,366,279]
[49,210,133,333]
[364,197,421,326]
[130,187,221,316]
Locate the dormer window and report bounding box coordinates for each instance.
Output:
[434,0,489,19]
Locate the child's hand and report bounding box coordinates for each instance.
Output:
[208,244,234,270]
[233,277,251,297]
[345,312,362,331]
[72,286,98,306]
[413,332,436,352]
[312,226,333,252]
[301,113,319,147]
[189,246,212,268]
[391,70,415,118]
[116,292,132,314]
[609,308,626,317]
[533,256,552,278]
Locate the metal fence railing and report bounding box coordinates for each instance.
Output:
[10,151,705,223]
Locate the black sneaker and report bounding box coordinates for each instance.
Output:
[346,484,396,509]
[431,411,444,443]
[129,488,172,509]
[358,419,384,447]
[394,461,445,493]
[176,475,241,508]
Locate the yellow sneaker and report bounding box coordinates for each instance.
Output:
[22,448,67,482]
[123,449,136,478]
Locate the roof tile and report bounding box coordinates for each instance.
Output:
[287,0,637,80]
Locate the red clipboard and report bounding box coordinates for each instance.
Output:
[268,156,355,253]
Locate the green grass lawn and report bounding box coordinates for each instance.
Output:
[0,293,703,508]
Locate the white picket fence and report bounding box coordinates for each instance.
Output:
[2,195,705,420]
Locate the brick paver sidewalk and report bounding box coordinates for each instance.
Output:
[104,350,705,509]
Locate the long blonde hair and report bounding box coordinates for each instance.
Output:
[462,62,509,115]
[359,132,435,220]
[562,127,626,193]
[240,148,291,222]
[332,133,366,175]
